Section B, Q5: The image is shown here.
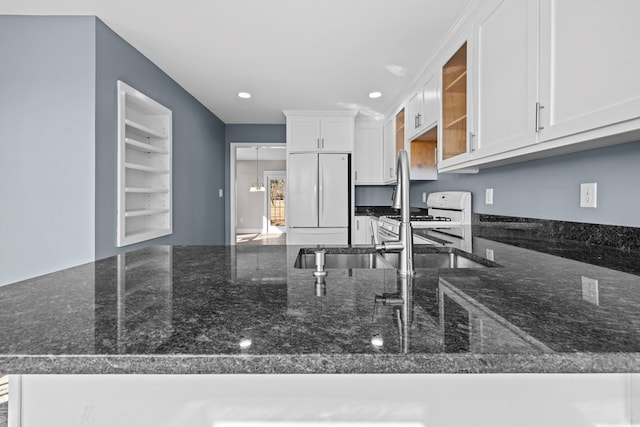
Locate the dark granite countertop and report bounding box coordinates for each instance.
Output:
[1,227,640,374]
[355,206,429,217]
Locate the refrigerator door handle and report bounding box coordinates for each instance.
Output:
[313,183,318,223]
[318,164,324,224]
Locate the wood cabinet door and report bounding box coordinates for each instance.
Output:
[538,0,640,143]
[473,0,538,158]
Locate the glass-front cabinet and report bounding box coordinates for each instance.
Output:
[439,39,474,169]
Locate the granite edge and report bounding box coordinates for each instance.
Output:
[2,353,640,374]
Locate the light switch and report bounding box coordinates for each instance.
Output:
[219,189,224,198]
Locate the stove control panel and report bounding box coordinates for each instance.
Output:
[426,191,471,210]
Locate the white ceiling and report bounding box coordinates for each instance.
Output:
[2,0,472,124]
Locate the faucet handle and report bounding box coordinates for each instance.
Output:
[375,241,404,253]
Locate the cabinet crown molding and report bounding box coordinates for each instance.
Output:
[283,110,359,118]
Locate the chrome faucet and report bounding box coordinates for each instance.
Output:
[376,149,415,276]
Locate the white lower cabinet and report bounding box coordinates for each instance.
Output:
[9,374,635,427]
[352,215,371,244]
[633,374,640,425]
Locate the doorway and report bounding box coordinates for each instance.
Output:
[230,143,286,245]
[264,171,286,234]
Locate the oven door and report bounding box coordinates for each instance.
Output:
[378,224,397,242]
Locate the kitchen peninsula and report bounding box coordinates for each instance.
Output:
[1,221,640,375]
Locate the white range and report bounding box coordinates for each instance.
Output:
[378,191,472,250]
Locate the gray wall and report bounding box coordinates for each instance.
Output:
[0,16,227,286]
[0,16,96,286]
[225,124,286,243]
[356,140,640,227]
[95,18,226,259]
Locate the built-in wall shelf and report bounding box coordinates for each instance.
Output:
[125,119,168,140]
[125,187,170,194]
[117,81,172,247]
[124,162,170,174]
[125,137,169,154]
[125,208,170,218]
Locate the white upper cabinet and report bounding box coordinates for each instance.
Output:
[422,75,439,133]
[472,0,538,158]
[538,0,640,143]
[284,111,357,152]
[435,0,640,172]
[406,74,439,140]
[383,115,397,183]
[354,119,384,184]
[321,115,356,151]
[404,73,440,180]
[286,115,320,151]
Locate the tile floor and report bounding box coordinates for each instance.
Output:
[236,233,286,245]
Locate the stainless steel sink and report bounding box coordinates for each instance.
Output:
[294,252,394,269]
[294,248,499,270]
[382,250,497,269]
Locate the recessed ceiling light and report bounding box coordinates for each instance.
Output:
[238,92,252,99]
[368,91,382,99]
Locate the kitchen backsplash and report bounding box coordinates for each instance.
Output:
[474,214,640,252]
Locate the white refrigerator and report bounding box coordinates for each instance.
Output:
[287,152,350,245]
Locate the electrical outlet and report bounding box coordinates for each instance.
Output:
[485,188,494,205]
[580,183,597,208]
[485,248,495,261]
[422,192,427,203]
[581,276,599,305]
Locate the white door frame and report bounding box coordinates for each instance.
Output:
[229,142,285,245]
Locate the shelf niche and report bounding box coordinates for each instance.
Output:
[117,81,173,247]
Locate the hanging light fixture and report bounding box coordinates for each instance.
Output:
[249,146,265,192]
